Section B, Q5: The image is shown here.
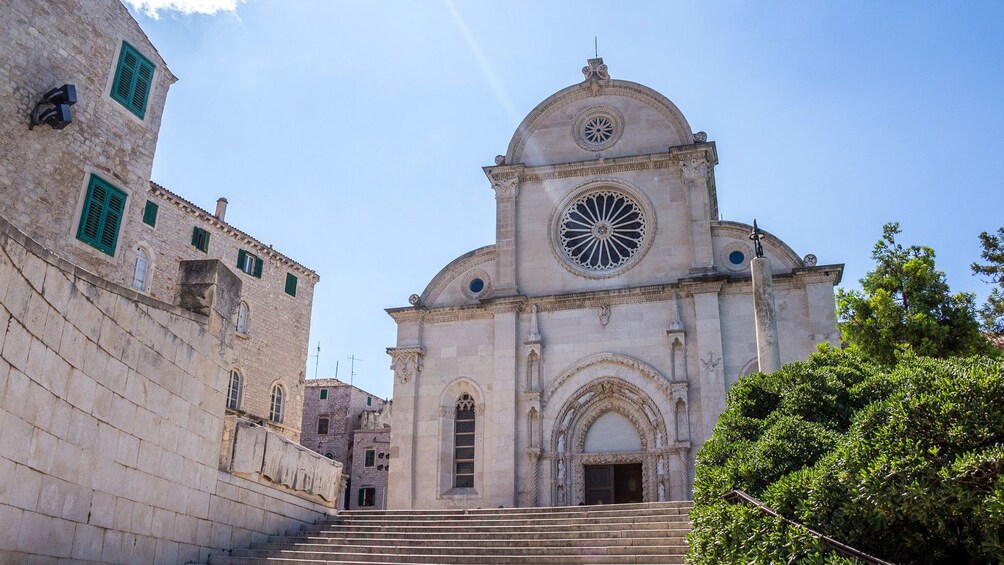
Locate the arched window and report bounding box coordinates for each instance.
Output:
[269,385,284,423]
[324,452,334,460]
[235,302,249,335]
[454,393,476,488]
[226,370,242,410]
[131,247,150,292]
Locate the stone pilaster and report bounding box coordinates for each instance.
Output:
[489,173,521,296]
[386,344,424,509]
[488,298,522,506]
[685,281,727,443]
[679,152,716,274]
[751,256,782,374]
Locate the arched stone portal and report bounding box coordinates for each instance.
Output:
[543,354,691,506]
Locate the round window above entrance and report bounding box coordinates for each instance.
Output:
[573,106,624,151]
[551,183,654,279]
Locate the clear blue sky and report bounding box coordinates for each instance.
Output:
[129,1,1004,400]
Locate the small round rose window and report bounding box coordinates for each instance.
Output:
[559,190,646,271]
[582,116,614,145]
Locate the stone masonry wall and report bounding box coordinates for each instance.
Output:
[0,0,175,284]
[139,186,318,441]
[348,426,391,510]
[0,215,333,563]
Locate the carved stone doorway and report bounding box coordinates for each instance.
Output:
[584,463,642,505]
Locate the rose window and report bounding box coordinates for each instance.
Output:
[559,190,646,271]
[582,116,614,145]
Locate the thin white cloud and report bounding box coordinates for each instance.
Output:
[124,0,243,18]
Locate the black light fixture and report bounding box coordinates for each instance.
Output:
[30,83,77,130]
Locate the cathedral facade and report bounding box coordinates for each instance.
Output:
[386,59,842,509]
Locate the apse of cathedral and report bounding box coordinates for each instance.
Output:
[386,58,842,509]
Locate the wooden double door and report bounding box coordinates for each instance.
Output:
[584,463,643,505]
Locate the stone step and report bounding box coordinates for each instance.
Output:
[335,503,690,517]
[204,502,693,565]
[272,527,690,544]
[254,536,687,551]
[208,552,687,564]
[234,543,687,558]
[267,533,690,545]
[297,519,687,533]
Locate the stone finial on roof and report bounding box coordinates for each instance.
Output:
[582,58,609,82]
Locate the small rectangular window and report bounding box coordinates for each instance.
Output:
[358,487,375,507]
[364,449,375,467]
[142,201,158,227]
[319,388,327,400]
[191,227,210,253]
[111,41,155,119]
[285,272,297,297]
[237,249,263,278]
[366,396,372,406]
[77,175,126,256]
[317,417,329,435]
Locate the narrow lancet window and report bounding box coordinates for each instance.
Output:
[454,393,476,488]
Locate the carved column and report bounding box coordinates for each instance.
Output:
[386,344,424,509]
[490,174,520,296]
[680,153,715,273]
[522,447,542,507]
[685,281,727,445]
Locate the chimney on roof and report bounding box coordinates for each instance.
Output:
[215,198,228,222]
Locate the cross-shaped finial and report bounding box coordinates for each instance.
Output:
[749,219,764,258]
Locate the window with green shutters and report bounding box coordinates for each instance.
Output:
[319,389,327,400]
[365,449,375,467]
[191,227,210,253]
[142,201,158,227]
[237,249,263,278]
[77,175,127,256]
[111,42,155,119]
[285,272,297,296]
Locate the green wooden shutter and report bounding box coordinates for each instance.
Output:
[191,227,201,247]
[365,450,375,467]
[201,231,210,252]
[285,273,297,296]
[237,249,247,271]
[111,42,155,119]
[357,489,365,506]
[142,201,158,227]
[253,256,263,278]
[77,175,126,256]
[319,389,327,400]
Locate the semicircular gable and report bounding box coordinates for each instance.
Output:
[712,221,804,271]
[419,245,495,307]
[505,79,694,167]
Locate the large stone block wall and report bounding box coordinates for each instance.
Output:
[0,215,333,563]
[138,186,318,441]
[0,0,175,284]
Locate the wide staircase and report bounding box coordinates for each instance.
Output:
[207,501,692,564]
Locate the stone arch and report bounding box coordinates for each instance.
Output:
[543,352,685,406]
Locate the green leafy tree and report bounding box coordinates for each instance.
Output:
[972,227,1004,335]
[836,222,989,364]
[688,349,1004,565]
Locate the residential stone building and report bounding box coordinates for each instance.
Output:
[0,0,316,441]
[0,1,337,561]
[301,378,388,508]
[386,58,843,509]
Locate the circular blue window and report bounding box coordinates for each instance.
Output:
[468,278,485,294]
[729,250,746,265]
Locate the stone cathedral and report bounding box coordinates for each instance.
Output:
[386,59,842,509]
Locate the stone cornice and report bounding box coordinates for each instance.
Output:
[387,265,845,323]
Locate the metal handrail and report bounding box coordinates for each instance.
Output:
[723,490,897,565]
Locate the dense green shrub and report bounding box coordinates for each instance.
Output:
[687,349,1004,565]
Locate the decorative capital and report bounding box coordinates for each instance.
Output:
[491,176,520,201]
[387,346,425,384]
[680,154,709,181]
[582,57,609,82]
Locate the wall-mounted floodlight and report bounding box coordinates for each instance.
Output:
[30,84,77,130]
